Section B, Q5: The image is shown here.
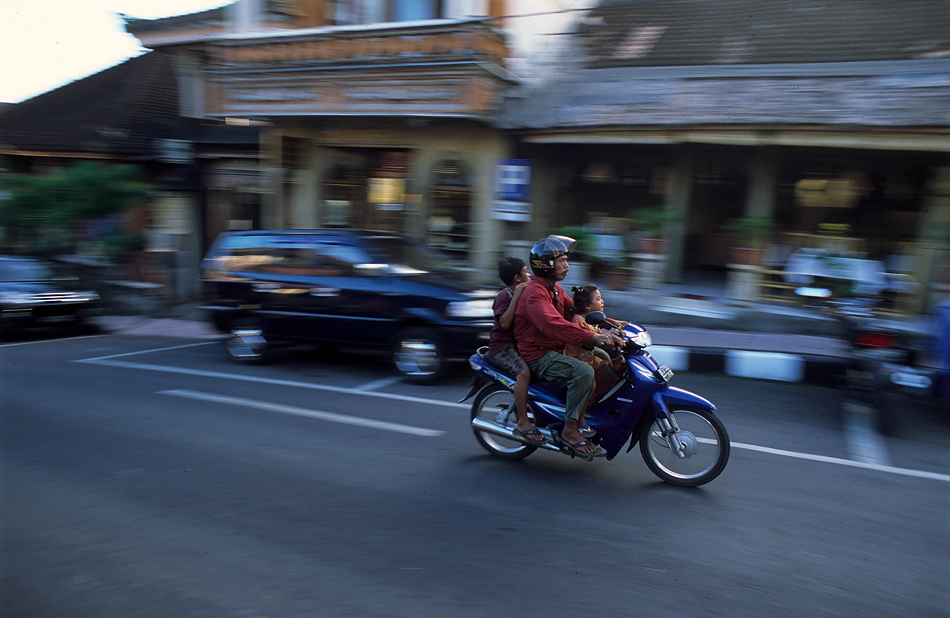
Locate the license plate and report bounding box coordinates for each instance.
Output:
[657,365,674,381]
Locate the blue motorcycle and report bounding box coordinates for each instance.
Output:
[462,312,730,487]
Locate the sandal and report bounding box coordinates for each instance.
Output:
[578,425,596,438]
[561,436,604,457]
[512,428,545,443]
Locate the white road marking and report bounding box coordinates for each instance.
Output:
[76,353,947,483]
[0,334,102,348]
[355,376,403,391]
[726,440,950,483]
[160,389,444,437]
[75,357,468,409]
[77,341,217,361]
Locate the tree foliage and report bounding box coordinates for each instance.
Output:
[0,162,151,256]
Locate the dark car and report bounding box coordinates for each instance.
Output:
[0,256,101,337]
[199,229,494,382]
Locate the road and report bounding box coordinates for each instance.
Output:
[3,332,949,617]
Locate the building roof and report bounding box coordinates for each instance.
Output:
[496,59,950,131]
[495,1,950,134]
[0,52,181,157]
[123,5,229,35]
[576,0,950,68]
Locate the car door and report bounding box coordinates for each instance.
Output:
[254,235,331,342]
[303,239,400,348]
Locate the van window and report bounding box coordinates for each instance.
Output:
[313,242,372,276]
[211,234,318,275]
[209,234,272,272]
[257,246,316,275]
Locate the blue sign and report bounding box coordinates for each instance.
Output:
[494,159,532,201]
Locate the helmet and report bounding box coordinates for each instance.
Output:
[529,235,576,278]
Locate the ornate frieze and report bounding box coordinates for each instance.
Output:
[199,22,511,118]
[217,28,506,66]
[209,75,499,117]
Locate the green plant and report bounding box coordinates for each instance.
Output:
[926,221,950,248]
[817,222,850,236]
[722,216,775,247]
[630,207,677,237]
[0,162,150,260]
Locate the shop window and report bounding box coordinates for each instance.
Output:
[368,150,410,234]
[322,166,365,228]
[230,191,260,232]
[426,159,473,266]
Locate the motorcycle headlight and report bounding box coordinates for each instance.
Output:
[628,329,652,348]
[446,299,494,319]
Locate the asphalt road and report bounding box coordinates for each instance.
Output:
[3,332,949,618]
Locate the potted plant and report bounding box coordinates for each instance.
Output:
[630,207,677,254]
[722,216,775,265]
[600,253,632,290]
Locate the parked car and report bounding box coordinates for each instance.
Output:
[199,229,495,383]
[0,255,101,337]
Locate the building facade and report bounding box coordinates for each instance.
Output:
[126,0,950,310]
[127,0,542,281]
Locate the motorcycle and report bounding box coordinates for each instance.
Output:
[797,288,937,435]
[460,312,730,487]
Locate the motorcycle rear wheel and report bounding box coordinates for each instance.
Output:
[471,384,538,460]
[639,407,729,487]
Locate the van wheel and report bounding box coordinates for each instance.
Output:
[393,327,445,384]
[226,320,269,363]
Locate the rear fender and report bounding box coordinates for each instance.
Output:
[459,352,509,403]
[653,386,716,415]
[458,370,491,403]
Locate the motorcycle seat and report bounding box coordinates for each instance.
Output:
[476,347,568,400]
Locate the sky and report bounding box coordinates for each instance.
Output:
[0,0,233,104]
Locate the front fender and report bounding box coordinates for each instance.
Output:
[627,386,718,453]
[652,386,716,416]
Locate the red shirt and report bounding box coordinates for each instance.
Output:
[488,286,516,357]
[514,275,597,363]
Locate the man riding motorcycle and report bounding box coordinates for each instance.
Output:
[513,235,622,456]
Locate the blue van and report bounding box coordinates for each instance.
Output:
[199,229,493,383]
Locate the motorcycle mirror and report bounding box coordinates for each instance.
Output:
[585,311,608,325]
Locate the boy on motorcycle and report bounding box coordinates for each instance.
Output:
[514,236,622,456]
[488,257,543,442]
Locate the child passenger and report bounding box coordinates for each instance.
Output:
[487,257,543,442]
[567,284,627,363]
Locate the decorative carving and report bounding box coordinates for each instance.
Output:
[213,27,506,67]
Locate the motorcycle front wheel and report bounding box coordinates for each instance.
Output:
[639,407,730,487]
[470,384,538,460]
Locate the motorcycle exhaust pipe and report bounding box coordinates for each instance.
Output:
[471,417,561,452]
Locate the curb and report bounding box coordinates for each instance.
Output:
[91,314,848,387]
[650,345,846,387]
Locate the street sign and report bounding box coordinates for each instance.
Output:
[494,159,532,201]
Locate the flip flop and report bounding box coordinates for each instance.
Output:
[578,425,596,438]
[561,437,604,457]
[512,428,545,443]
